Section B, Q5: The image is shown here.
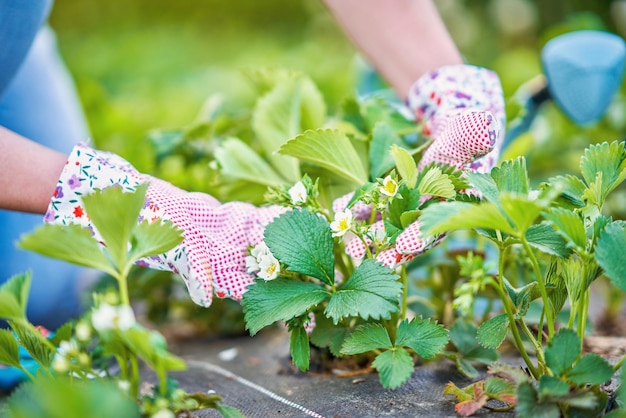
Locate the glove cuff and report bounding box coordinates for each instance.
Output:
[44,143,146,227]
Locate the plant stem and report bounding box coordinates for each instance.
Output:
[130,353,140,399]
[521,239,554,341]
[116,272,131,307]
[400,265,408,321]
[613,354,626,372]
[494,246,539,379]
[577,288,590,349]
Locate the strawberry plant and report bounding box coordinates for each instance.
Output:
[1,185,242,417]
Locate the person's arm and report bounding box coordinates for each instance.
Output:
[0,126,67,214]
[323,0,464,98]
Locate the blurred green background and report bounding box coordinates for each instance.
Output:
[48,0,626,181]
[47,0,626,331]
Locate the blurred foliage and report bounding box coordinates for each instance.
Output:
[47,0,626,335]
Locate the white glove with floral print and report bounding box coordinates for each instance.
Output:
[336,64,505,268]
[44,143,282,307]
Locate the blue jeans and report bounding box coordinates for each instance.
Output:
[0,24,93,329]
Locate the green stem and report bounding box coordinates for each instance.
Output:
[130,353,140,399]
[115,359,128,389]
[577,289,590,348]
[521,239,554,341]
[519,320,548,375]
[613,353,626,372]
[115,271,131,306]
[400,265,408,321]
[494,245,539,379]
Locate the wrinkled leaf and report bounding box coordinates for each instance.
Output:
[595,221,626,290]
[214,137,287,187]
[526,223,571,258]
[340,323,393,355]
[82,184,148,271]
[395,318,448,359]
[391,144,418,187]
[325,260,400,324]
[567,353,613,386]
[0,329,22,368]
[18,224,116,277]
[128,220,184,264]
[545,328,580,376]
[417,166,455,199]
[491,157,529,195]
[10,321,55,369]
[370,123,404,179]
[243,279,328,335]
[289,324,310,372]
[419,201,516,237]
[477,314,509,349]
[264,209,335,286]
[372,349,414,390]
[279,129,368,185]
[543,208,587,251]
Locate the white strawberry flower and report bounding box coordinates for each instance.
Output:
[288,181,307,205]
[257,253,281,281]
[330,209,354,237]
[91,303,136,332]
[246,242,272,274]
[380,175,398,197]
[246,242,280,280]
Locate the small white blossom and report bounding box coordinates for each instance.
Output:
[246,242,280,280]
[257,253,280,281]
[288,181,307,205]
[52,355,70,373]
[92,303,136,332]
[118,380,131,393]
[367,225,388,246]
[330,209,353,237]
[75,322,92,342]
[58,340,79,357]
[380,176,398,197]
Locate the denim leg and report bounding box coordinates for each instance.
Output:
[0,26,94,329]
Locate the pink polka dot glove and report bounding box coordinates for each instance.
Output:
[44,143,282,307]
[337,64,505,268]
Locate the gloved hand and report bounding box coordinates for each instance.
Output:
[337,64,505,268]
[44,143,283,307]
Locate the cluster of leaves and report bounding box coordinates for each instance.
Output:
[425,141,626,416]
[1,186,241,417]
[82,66,626,414]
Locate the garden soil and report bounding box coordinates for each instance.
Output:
[161,327,517,418]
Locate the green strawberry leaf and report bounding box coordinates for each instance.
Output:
[279,128,368,185]
[372,348,414,390]
[214,137,288,187]
[242,278,328,335]
[370,123,404,180]
[567,353,614,386]
[264,209,335,286]
[325,260,401,324]
[395,318,449,359]
[477,314,509,349]
[545,328,580,376]
[595,221,626,290]
[391,144,418,188]
[0,329,22,369]
[340,323,393,355]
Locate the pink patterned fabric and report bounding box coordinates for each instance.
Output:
[407,64,505,172]
[44,143,282,307]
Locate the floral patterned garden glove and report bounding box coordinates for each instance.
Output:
[337,64,505,268]
[44,143,282,307]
